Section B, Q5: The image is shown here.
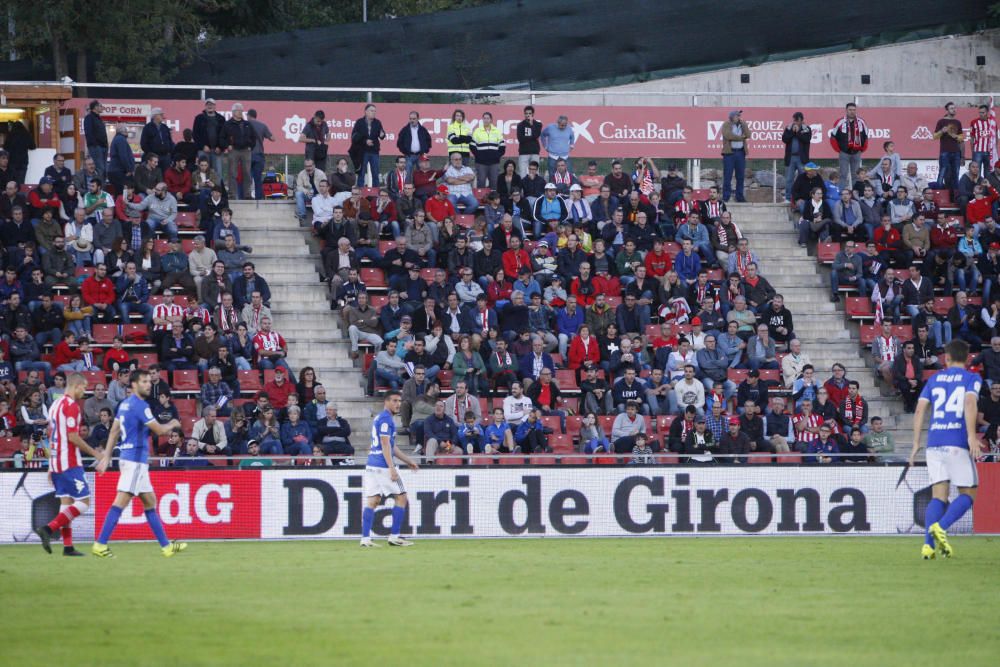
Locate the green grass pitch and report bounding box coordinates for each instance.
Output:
[4,537,999,666]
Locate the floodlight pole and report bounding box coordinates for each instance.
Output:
[363,0,367,23]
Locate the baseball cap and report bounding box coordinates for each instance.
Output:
[691,316,702,326]
[991,242,1000,250]
[569,184,582,192]
[419,154,430,161]
[729,416,740,425]
[544,182,557,190]
[205,98,216,105]
[695,416,706,423]
[436,184,449,194]
[39,176,54,185]
[400,315,412,322]
[804,162,819,170]
[247,439,260,447]
[748,369,760,378]
[151,107,163,116]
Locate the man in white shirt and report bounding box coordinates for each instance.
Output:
[310,180,336,231]
[444,151,478,212]
[454,268,485,305]
[673,364,706,416]
[502,381,534,426]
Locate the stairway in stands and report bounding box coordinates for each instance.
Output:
[729,203,912,452]
[229,201,379,451]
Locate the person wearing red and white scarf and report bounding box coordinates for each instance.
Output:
[871,320,899,384]
[970,99,999,173]
[830,102,869,189]
[838,380,868,435]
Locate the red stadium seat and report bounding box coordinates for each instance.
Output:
[564,415,582,438]
[932,297,954,316]
[691,188,711,201]
[656,415,675,433]
[238,370,263,393]
[92,324,117,345]
[817,242,840,264]
[597,415,615,436]
[859,325,878,346]
[550,434,575,453]
[435,456,463,466]
[748,454,773,464]
[727,368,749,384]
[499,456,525,465]
[758,369,781,386]
[419,268,436,283]
[360,267,386,288]
[177,211,198,229]
[540,415,561,433]
[663,242,681,258]
[369,294,388,309]
[530,455,557,465]
[437,370,453,389]
[121,323,149,342]
[172,370,200,392]
[930,190,953,208]
[0,436,22,457]
[81,371,105,390]
[377,240,397,255]
[655,454,680,464]
[554,369,578,392]
[455,214,475,228]
[845,297,873,319]
[559,456,588,465]
[154,238,171,255]
[777,452,802,464]
[131,352,159,368]
[360,187,379,198]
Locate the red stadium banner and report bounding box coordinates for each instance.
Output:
[973,463,1000,534]
[66,98,975,160]
[94,469,262,540]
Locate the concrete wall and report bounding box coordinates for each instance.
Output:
[514,30,1000,108]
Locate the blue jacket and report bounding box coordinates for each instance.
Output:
[280,421,313,450]
[232,274,272,308]
[518,351,555,381]
[676,223,709,247]
[108,134,134,176]
[423,414,457,443]
[674,251,702,283]
[461,307,498,335]
[556,306,584,336]
[140,121,174,157]
[116,274,150,303]
[515,418,545,443]
[84,111,108,148]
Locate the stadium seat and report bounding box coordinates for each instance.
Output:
[530,455,557,465]
[435,455,463,466]
[172,370,201,392]
[177,211,198,229]
[728,368,749,384]
[550,434,575,453]
[663,242,681,258]
[455,214,475,228]
[554,369,578,392]
[540,415,562,433]
[0,437,21,457]
[817,242,840,264]
[92,324,117,345]
[121,323,149,342]
[691,188,711,200]
[777,452,803,464]
[859,325,878,345]
[437,370,453,389]
[597,415,615,436]
[238,370,263,393]
[377,240,397,255]
[360,267,386,287]
[748,454,773,464]
[759,369,782,386]
[656,415,675,433]
[930,190,953,208]
[559,455,588,465]
[499,456,525,465]
[132,352,159,368]
[470,454,495,465]
[655,454,680,464]
[932,296,954,316]
[81,370,105,390]
[565,415,582,439]
[846,297,873,320]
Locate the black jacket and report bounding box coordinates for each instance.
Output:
[192,112,226,150]
[396,124,432,157]
[781,124,812,166]
[84,111,108,148]
[351,118,385,153]
[222,118,257,151]
[516,119,543,155]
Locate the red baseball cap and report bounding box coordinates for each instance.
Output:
[437,184,449,194]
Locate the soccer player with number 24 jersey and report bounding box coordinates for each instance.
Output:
[909,339,982,560]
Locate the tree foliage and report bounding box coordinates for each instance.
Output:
[3,0,233,82]
[2,0,496,82]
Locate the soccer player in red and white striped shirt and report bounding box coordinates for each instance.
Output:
[970,102,998,174]
[35,374,101,556]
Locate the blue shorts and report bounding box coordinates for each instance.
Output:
[52,467,90,499]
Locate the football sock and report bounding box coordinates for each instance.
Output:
[938,494,974,530]
[61,526,73,548]
[145,509,171,548]
[924,498,946,547]
[97,505,123,545]
[391,506,405,536]
[47,503,82,532]
[361,507,375,538]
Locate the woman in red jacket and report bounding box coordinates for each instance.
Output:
[567,323,601,383]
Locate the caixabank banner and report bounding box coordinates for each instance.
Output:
[66,99,977,161]
[3,466,996,544]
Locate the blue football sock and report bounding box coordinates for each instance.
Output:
[391,506,405,536]
[938,494,974,530]
[145,509,171,548]
[924,498,947,547]
[97,505,123,545]
[361,507,375,538]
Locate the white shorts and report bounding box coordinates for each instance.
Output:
[363,466,406,498]
[117,460,154,495]
[926,446,979,488]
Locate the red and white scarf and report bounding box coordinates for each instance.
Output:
[833,115,868,152]
[842,395,865,426]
